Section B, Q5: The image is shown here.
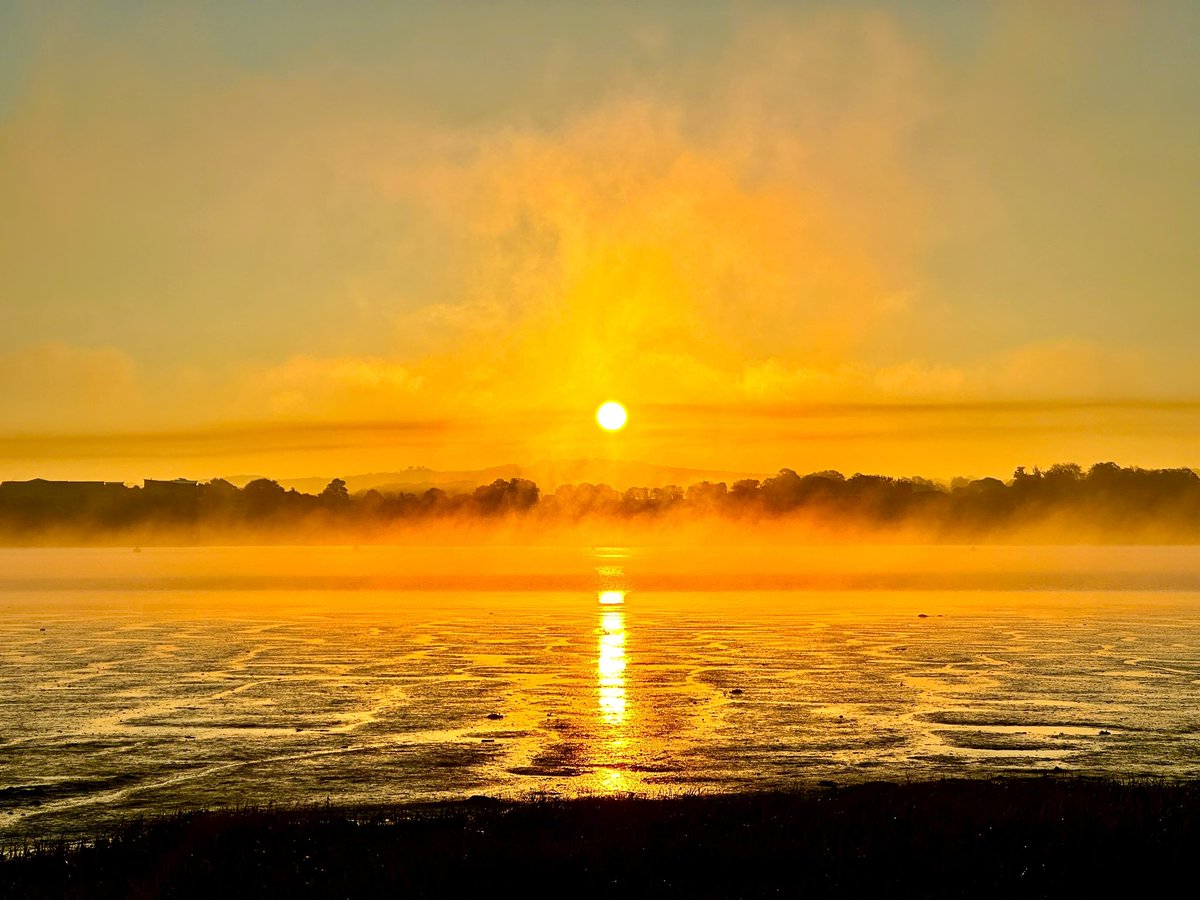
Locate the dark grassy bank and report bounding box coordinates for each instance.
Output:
[3,777,1197,898]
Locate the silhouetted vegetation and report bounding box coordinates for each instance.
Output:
[3,778,1197,897]
[4,463,1200,542]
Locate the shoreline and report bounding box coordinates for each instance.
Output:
[4,776,1197,897]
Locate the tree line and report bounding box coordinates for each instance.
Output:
[2,462,1200,540]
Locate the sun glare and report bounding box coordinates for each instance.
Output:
[596,401,628,432]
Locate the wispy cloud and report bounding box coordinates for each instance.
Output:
[1,4,1197,477]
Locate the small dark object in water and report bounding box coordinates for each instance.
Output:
[918,614,929,618]
[818,780,838,789]
[1099,729,1111,735]
[486,713,504,720]
[481,739,495,744]
[730,688,744,696]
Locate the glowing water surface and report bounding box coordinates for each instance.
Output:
[3,545,1200,837]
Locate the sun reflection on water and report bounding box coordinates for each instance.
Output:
[597,592,626,726]
[598,767,628,792]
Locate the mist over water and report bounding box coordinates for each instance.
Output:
[4,545,1200,838]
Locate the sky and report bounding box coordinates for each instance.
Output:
[1,1,1198,483]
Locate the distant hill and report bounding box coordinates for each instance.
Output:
[226,461,762,496]
[521,459,762,493]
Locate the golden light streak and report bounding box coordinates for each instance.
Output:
[597,603,627,726]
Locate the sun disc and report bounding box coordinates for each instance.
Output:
[596,401,627,431]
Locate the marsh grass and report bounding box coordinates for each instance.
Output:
[3,777,1197,897]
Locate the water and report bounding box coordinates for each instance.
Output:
[3,545,1200,837]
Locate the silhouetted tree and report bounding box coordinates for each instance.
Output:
[198,478,240,520]
[686,481,728,514]
[6,460,1200,542]
[473,478,539,514]
[243,478,286,518]
[319,478,351,511]
[761,469,805,511]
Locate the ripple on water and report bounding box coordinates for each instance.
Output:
[5,548,1200,836]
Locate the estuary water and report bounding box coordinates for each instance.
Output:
[3,545,1200,837]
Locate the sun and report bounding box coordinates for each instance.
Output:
[596,401,627,432]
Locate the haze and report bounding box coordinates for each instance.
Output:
[2,1,1198,481]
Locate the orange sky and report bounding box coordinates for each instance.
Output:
[2,2,1199,483]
